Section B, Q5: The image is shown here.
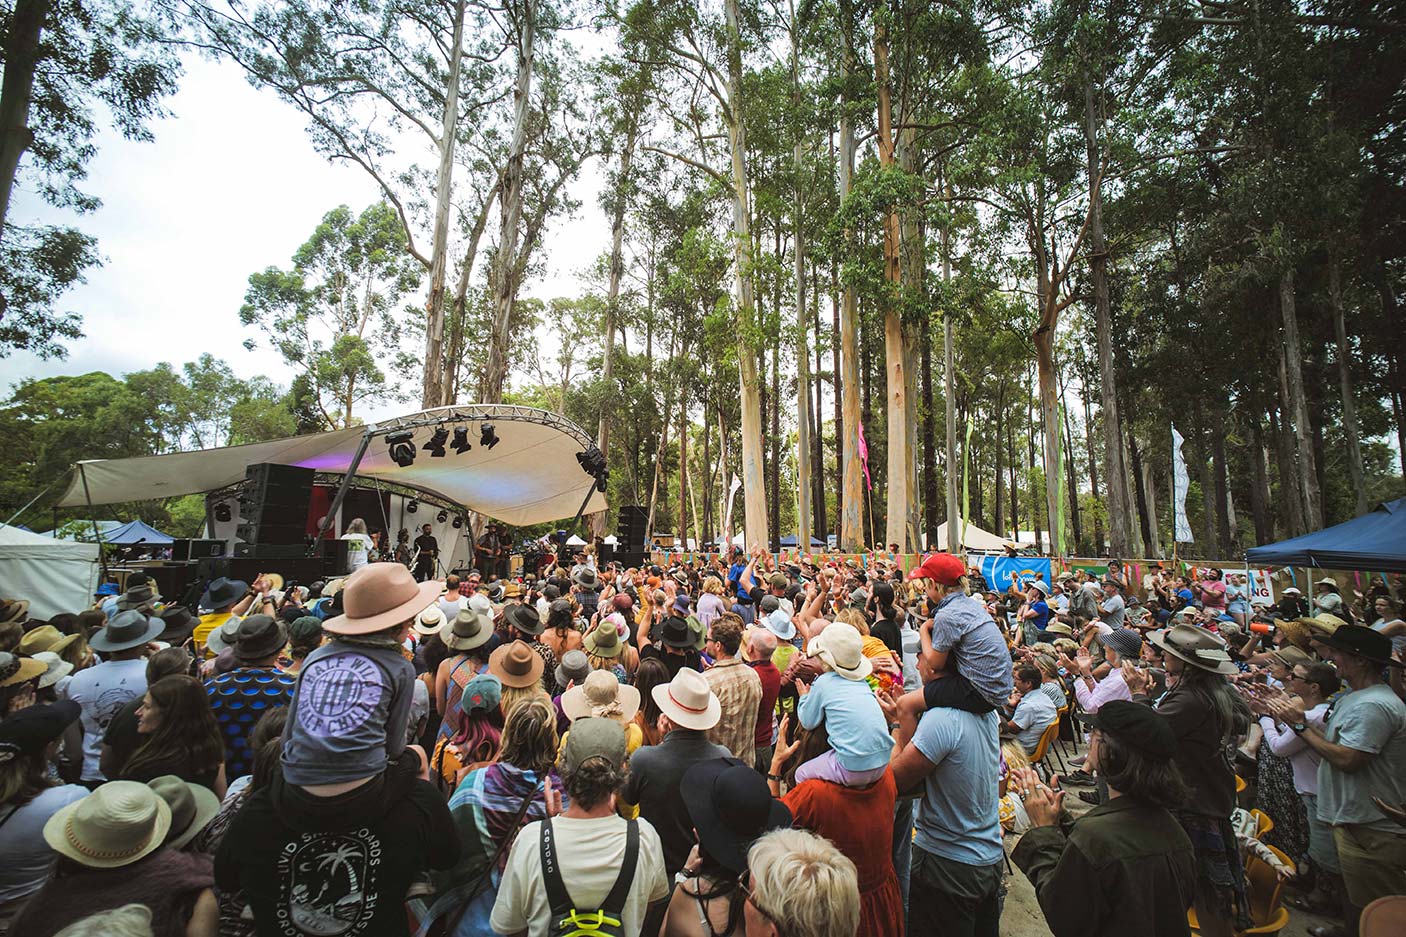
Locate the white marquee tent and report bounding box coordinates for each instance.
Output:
[0,524,101,619]
[934,521,1029,553]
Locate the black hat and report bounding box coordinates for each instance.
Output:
[277,605,303,624]
[659,616,693,649]
[200,577,248,610]
[506,603,544,636]
[1315,624,1403,668]
[156,606,197,644]
[232,615,286,662]
[115,583,159,611]
[1088,701,1177,759]
[0,700,81,757]
[682,757,792,873]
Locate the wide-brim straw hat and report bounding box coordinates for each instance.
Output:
[488,639,545,689]
[651,667,721,731]
[17,625,64,656]
[1044,622,1074,636]
[44,781,172,869]
[1300,614,1347,637]
[148,775,221,850]
[1148,624,1239,675]
[1274,618,1312,653]
[0,652,46,687]
[561,670,641,723]
[809,622,872,681]
[414,605,446,637]
[323,563,442,636]
[0,599,30,625]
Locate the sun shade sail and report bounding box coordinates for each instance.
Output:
[1245,497,1406,573]
[58,406,607,527]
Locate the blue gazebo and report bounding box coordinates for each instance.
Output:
[1246,497,1406,573]
[100,519,174,546]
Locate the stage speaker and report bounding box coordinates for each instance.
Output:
[233,542,308,560]
[237,463,315,545]
[171,539,225,562]
[617,505,647,552]
[597,542,614,565]
[319,539,351,577]
[613,551,647,570]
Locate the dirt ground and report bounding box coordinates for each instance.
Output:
[995,740,1339,937]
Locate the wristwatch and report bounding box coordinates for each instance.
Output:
[1290,721,1307,733]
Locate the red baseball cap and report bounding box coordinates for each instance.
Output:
[909,553,966,586]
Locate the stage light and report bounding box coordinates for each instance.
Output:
[213,502,232,523]
[596,469,610,493]
[423,427,449,457]
[451,427,472,454]
[386,431,416,467]
[575,445,609,493]
[406,499,419,514]
[436,509,449,523]
[480,423,499,449]
[452,515,464,529]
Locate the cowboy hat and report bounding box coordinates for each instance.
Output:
[17,625,64,657]
[561,670,641,724]
[683,757,793,874]
[651,667,721,731]
[505,603,545,636]
[323,563,442,636]
[1313,624,1403,668]
[1299,614,1346,637]
[1274,618,1313,653]
[414,605,446,637]
[1148,624,1239,675]
[0,600,29,625]
[199,577,247,611]
[809,622,872,681]
[88,610,164,653]
[231,615,287,662]
[443,602,494,652]
[488,640,544,689]
[583,620,625,658]
[0,652,46,688]
[148,775,220,850]
[31,651,73,689]
[156,606,198,645]
[115,584,159,612]
[44,782,171,869]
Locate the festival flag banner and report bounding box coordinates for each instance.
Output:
[858,421,873,491]
[972,555,1053,593]
[1171,425,1194,543]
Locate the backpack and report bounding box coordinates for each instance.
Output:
[540,817,639,937]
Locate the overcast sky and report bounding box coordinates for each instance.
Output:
[6,53,606,419]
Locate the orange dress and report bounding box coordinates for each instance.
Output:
[783,768,904,937]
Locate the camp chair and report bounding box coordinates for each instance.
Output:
[1249,808,1274,839]
[1030,722,1063,781]
[1188,843,1292,936]
[1235,775,1247,794]
[1360,895,1406,937]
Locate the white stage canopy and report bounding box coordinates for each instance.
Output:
[934,521,1030,553]
[0,524,100,619]
[58,405,607,527]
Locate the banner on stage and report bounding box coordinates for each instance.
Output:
[1172,426,1194,543]
[972,555,1053,591]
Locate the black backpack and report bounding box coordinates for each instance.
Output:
[540,817,639,937]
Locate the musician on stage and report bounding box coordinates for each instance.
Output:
[412,523,439,581]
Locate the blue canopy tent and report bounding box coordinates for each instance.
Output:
[1245,497,1406,573]
[100,519,174,546]
[779,534,827,547]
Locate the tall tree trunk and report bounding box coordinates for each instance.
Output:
[1083,78,1133,557]
[702,396,713,546]
[1009,408,1019,542]
[1249,415,1273,543]
[1271,405,1306,538]
[771,342,781,550]
[836,36,863,550]
[1081,387,1105,553]
[420,0,466,406]
[1279,267,1322,528]
[1328,258,1368,515]
[832,267,844,538]
[942,185,959,551]
[0,0,49,253]
[1191,403,1217,555]
[481,0,534,404]
[723,0,768,549]
[811,264,826,542]
[1028,363,1043,553]
[1058,367,1082,551]
[921,309,938,547]
[875,12,908,550]
[1211,408,1233,556]
[994,383,1006,538]
[1126,425,1156,557]
[1033,299,1062,555]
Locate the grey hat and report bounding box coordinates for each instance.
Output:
[232,615,286,662]
[1099,627,1143,660]
[88,610,164,653]
[849,587,867,607]
[555,649,592,689]
[759,595,780,614]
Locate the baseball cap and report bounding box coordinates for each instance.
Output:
[560,716,627,776]
[908,553,966,586]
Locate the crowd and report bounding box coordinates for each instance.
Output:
[0,540,1403,937]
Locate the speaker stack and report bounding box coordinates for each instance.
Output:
[615,505,648,569]
[235,463,315,547]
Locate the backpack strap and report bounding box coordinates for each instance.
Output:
[600,819,640,914]
[539,818,574,916]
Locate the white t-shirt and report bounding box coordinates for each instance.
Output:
[436,594,467,621]
[491,814,669,937]
[0,784,88,901]
[342,533,375,572]
[62,659,148,781]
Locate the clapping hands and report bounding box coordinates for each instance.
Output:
[1010,766,1064,827]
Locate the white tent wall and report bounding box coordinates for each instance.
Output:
[0,524,101,619]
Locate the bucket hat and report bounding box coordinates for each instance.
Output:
[583,620,625,658]
[561,670,641,723]
[149,775,220,850]
[762,608,796,642]
[0,699,80,754]
[44,781,172,868]
[809,622,872,681]
[88,610,164,653]
[1148,624,1239,675]
[651,667,721,730]
[1099,627,1143,661]
[31,651,73,689]
[1028,580,1051,597]
[323,563,442,636]
[555,649,592,688]
[444,600,494,652]
[199,577,247,611]
[683,757,793,873]
[94,583,120,598]
[231,615,286,662]
[488,639,544,689]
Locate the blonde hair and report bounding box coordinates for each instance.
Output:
[347,517,368,535]
[1002,740,1031,772]
[1053,638,1079,656]
[703,576,724,596]
[500,684,550,721]
[834,608,869,635]
[745,829,860,937]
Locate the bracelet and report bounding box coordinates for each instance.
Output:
[767,773,783,782]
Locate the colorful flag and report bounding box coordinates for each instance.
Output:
[1172,426,1194,542]
[857,421,872,491]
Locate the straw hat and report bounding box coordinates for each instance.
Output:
[323,563,442,636]
[414,605,446,637]
[561,670,641,724]
[809,622,872,681]
[0,652,47,688]
[0,600,30,625]
[31,651,73,689]
[1148,624,1239,675]
[43,781,172,868]
[322,578,347,598]
[1300,614,1346,637]
[17,625,64,657]
[1274,618,1312,653]
[488,640,545,689]
[651,667,721,731]
[148,775,220,850]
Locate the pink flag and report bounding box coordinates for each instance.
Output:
[857,421,872,491]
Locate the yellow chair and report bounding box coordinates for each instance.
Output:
[1249,808,1274,839]
[1029,721,1062,782]
[1236,775,1247,794]
[1188,844,1293,936]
